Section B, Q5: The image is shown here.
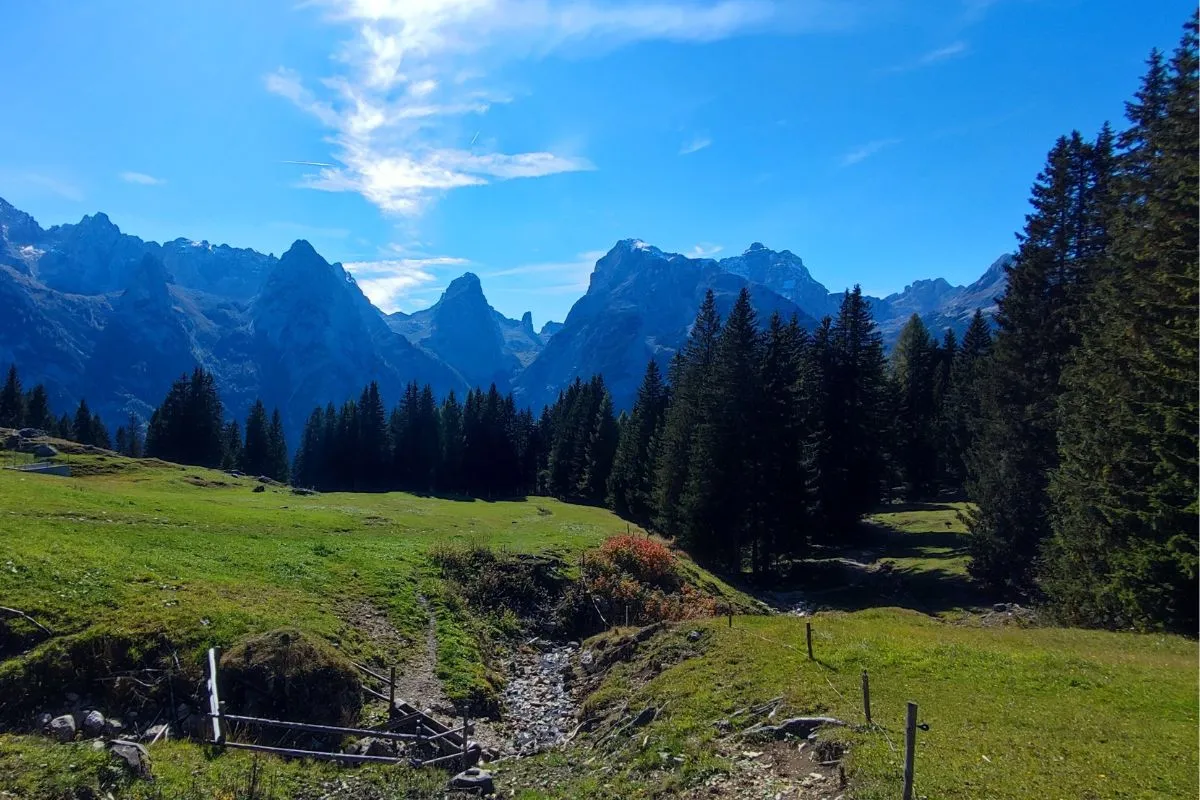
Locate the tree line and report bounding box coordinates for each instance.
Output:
[963,20,1197,633]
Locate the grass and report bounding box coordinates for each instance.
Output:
[0,451,633,716]
[2,453,1196,799]
[519,611,1196,799]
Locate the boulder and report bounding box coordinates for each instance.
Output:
[349,737,396,758]
[108,740,152,780]
[141,724,169,743]
[17,428,44,438]
[631,707,657,728]
[252,484,265,493]
[104,718,124,737]
[49,714,77,742]
[81,709,106,737]
[33,443,58,458]
[449,767,495,795]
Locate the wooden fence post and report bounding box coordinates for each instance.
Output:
[902,701,918,800]
[461,712,469,769]
[805,622,813,660]
[861,670,871,725]
[389,666,396,711]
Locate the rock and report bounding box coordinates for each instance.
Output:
[631,707,657,728]
[292,487,317,496]
[257,475,271,483]
[252,484,265,493]
[758,716,847,740]
[350,737,395,758]
[449,767,495,795]
[108,740,152,780]
[3,434,19,449]
[141,724,169,743]
[81,710,106,737]
[18,427,44,438]
[33,443,58,457]
[687,630,702,642]
[35,712,52,730]
[104,718,124,737]
[993,603,1009,613]
[49,714,77,742]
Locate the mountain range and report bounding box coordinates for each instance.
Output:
[0,196,1009,436]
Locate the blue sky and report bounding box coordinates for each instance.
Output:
[1,0,1191,325]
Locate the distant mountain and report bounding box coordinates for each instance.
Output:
[0,198,465,439]
[0,196,1010,433]
[512,240,816,411]
[386,272,546,390]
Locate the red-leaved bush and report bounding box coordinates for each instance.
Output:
[582,534,718,625]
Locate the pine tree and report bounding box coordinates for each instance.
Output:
[0,365,24,428]
[73,398,94,444]
[221,421,242,471]
[965,129,1114,594]
[356,382,390,490]
[439,391,465,494]
[291,409,324,488]
[817,287,890,531]
[91,413,111,450]
[267,409,289,483]
[54,413,73,440]
[1044,22,1199,631]
[942,310,992,486]
[891,314,939,499]
[607,359,668,522]
[115,426,128,455]
[680,288,761,569]
[580,391,618,503]
[240,400,271,476]
[653,291,721,536]
[124,412,143,458]
[22,385,53,432]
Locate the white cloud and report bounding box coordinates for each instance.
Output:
[885,40,969,73]
[268,0,825,215]
[345,255,470,311]
[679,135,712,155]
[481,249,605,295]
[687,242,723,258]
[840,138,900,166]
[21,173,84,201]
[119,171,166,186]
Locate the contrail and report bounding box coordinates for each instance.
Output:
[470,131,480,146]
[280,160,336,167]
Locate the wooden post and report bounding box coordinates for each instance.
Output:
[727,604,733,628]
[861,670,871,724]
[389,666,396,711]
[461,712,469,769]
[902,701,918,800]
[206,647,224,745]
[805,622,813,660]
[625,605,629,628]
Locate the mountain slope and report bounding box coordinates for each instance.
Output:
[513,240,815,411]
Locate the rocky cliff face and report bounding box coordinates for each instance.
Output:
[513,240,814,411]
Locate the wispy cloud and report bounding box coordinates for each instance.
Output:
[20,173,84,201]
[267,0,833,215]
[345,255,470,312]
[482,250,606,295]
[839,138,900,166]
[687,242,723,258]
[884,40,969,73]
[119,171,165,186]
[679,135,712,155]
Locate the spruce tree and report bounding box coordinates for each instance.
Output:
[91,413,111,450]
[942,310,992,485]
[356,382,390,490]
[1044,22,1199,631]
[439,391,465,493]
[607,359,668,522]
[54,413,73,440]
[891,314,939,499]
[125,412,143,458]
[23,385,53,432]
[221,421,242,471]
[0,365,23,428]
[73,398,94,444]
[965,129,1114,594]
[653,291,721,536]
[240,400,271,476]
[292,409,324,488]
[580,391,618,503]
[267,409,289,483]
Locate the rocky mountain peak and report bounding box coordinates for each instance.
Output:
[520,311,535,336]
[443,271,484,300]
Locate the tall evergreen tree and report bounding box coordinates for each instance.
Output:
[291,408,325,488]
[580,391,618,503]
[124,412,144,458]
[0,365,24,428]
[439,391,465,493]
[607,359,668,522]
[1044,23,1199,631]
[356,382,390,490]
[72,398,94,445]
[91,412,112,450]
[22,385,53,432]
[221,421,242,471]
[653,291,721,536]
[891,314,940,499]
[942,310,992,485]
[240,400,272,477]
[965,128,1115,594]
[267,409,289,483]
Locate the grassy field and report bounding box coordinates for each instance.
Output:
[1,452,1196,799]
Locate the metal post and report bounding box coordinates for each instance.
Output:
[207,647,224,745]
[861,670,871,725]
[902,701,918,800]
[389,666,396,711]
[461,712,469,769]
[806,622,813,660]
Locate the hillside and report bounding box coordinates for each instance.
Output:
[1,449,1195,799]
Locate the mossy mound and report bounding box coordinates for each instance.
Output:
[220,629,362,734]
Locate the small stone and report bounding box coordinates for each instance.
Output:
[687,630,702,642]
[993,603,1008,613]
[36,712,52,730]
[449,767,494,795]
[631,707,657,728]
[141,724,169,743]
[49,714,76,742]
